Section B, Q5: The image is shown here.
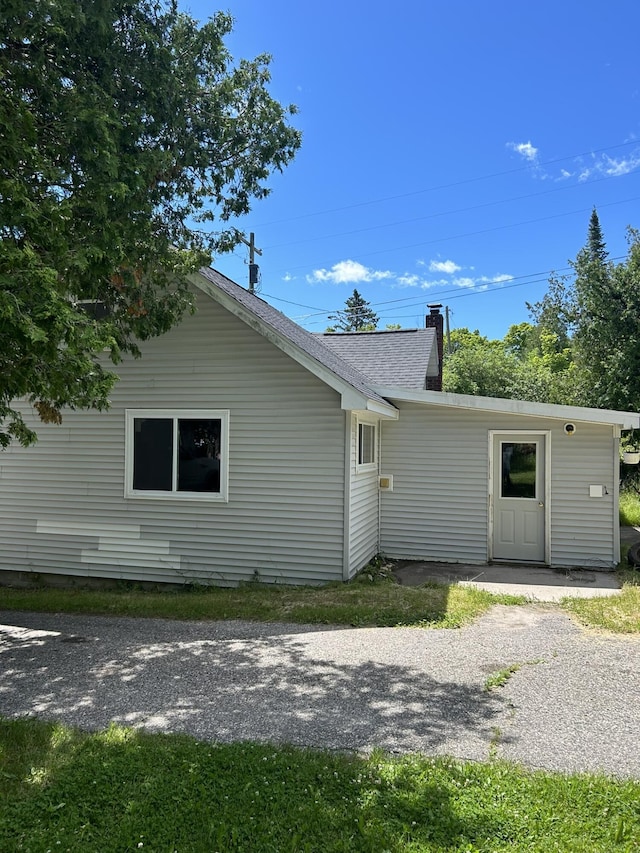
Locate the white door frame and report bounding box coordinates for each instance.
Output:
[488,429,552,564]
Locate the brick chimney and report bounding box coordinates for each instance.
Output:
[425,303,443,391]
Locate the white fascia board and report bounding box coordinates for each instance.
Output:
[366,399,399,419]
[192,274,398,417]
[373,385,640,429]
[340,390,397,418]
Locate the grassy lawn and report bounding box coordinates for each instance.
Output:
[1,570,638,849]
[2,561,640,634]
[620,490,640,527]
[562,569,640,634]
[1,717,638,853]
[0,572,525,629]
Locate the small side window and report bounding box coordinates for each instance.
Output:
[358,422,376,466]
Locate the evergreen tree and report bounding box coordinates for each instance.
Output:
[572,209,617,408]
[326,289,379,332]
[587,207,608,263]
[574,227,640,411]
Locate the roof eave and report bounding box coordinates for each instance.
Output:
[372,386,640,429]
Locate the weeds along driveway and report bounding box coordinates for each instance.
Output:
[0,605,639,779]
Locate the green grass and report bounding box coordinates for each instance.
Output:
[1,718,638,853]
[484,663,523,692]
[4,561,639,635]
[0,573,524,628]
[620,489,640,526]
[562,571,640,634]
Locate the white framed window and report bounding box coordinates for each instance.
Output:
[357,421,377,468]
[125,409,229,501]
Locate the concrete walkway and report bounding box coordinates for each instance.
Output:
[1,606,639,779]
[393,525,640,602]
[393,561,623,601]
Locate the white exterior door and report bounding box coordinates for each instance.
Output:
[492,433,547,562]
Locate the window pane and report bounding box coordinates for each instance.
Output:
[358,423,375,465]
[178,419,221,492]
[501,442,536,498]
[133,418,173,491]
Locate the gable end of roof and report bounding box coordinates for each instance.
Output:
[191,268,398,416]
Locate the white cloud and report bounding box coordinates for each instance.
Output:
[282,273,295,282]
[601,153,640,176]
[396,273,421,287]
[428,259,461,274]
[395,276,452,290]
[507,141,539,162]
[514,143,640,183]
[306,259,392,285]
[445,273,514,291]
[393,267,513,292]
[452,276,477,289]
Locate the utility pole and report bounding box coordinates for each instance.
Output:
[445,305,452,355]
[237,231,262,294]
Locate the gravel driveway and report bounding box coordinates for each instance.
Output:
[1,606,638,778]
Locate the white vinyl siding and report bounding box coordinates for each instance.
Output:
[347,414,380,577]
[380,402,619,569]
[0,291,346,586]
[545,423,617,567]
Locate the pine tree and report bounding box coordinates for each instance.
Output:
[572,213,640,411]
[326,289,379,332]
[587,208,608,263]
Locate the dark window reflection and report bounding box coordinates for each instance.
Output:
[501,442,536,499]
[178,419,221,492]
[133,418,173,491]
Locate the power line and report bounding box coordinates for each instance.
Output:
[252,139,640,229]
[268,193,640,275]
[264,253,629,324]
[261,169,640,252]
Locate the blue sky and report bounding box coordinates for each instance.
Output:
[182,0,640,339]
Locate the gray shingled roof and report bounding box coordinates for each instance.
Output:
[318,329,437,390]
[197,268,392,407]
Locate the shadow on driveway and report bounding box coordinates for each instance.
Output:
[0,611,503,758]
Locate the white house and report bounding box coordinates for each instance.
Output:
[1,267,638,586]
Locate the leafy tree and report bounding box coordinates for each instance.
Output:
[0,0,301,446]
[326,289,379,332]
[570,211,629,410]
[509,331,578,405]
[503,321,538,359]
[445,212,640,410]
[443,326,577,404]
[526,275,576,351]
[573,227,640,411]
[524,209,640,412]
[442,329,518,397]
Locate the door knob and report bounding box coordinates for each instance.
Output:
[538,502,544,507]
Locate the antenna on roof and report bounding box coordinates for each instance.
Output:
[237,231,263,294]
